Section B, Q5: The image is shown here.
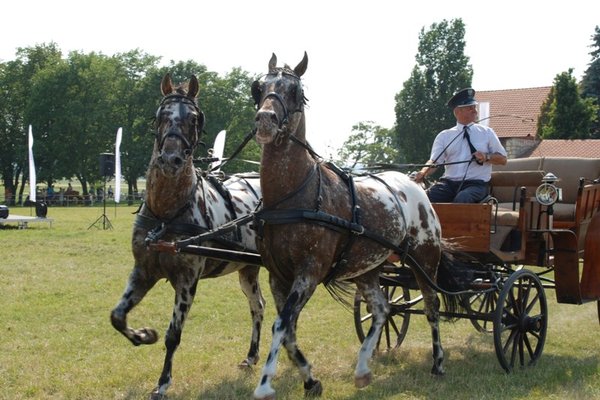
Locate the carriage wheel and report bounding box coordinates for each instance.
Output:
[493,269,547,372]
[353,284,411,352]
[464,290,498,333]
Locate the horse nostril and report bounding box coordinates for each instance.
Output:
[256,110,279,126]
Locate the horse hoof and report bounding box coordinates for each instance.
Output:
[254,393,276,400]
[304,379,323,397]
[355,372,372,388]
[148,388,167,400]
[238,356,258,369]
[137,327,159,345]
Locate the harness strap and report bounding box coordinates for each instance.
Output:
[254,208,404,255]
[323,162,362,283]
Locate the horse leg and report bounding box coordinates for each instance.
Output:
[237,265,266,368]
[411,249,445,376]
[110,266,160,346]
[150,276,199,399]
[254,275,319,399]
[353,268,389,388]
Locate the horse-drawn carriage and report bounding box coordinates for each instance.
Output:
[111,55,600,399]
[354,166,600,373]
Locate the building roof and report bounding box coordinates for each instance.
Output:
[476,87,551,139]
[525,139,600,158]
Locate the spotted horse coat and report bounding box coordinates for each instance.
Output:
[110,74,265,400]
[251,53,446,400]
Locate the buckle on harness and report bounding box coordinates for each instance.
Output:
[352,225,365,236]
[145,222,167,248]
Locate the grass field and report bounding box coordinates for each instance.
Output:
[1,205,599,399]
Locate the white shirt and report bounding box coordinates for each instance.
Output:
[430,122,507,181]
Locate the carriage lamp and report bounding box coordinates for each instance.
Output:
[535,172,561,206]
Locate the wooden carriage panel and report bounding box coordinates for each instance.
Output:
[581,213,600,301]
[432,203,491,253]
[550,230,582,304]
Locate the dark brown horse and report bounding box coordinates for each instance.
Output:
[251,53,446,399]
[110,74,265,399]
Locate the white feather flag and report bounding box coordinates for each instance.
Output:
[28,125,36,202]
[114,127,122,203]
[211,130,226,172]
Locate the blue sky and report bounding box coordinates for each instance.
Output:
[2,0,598,157]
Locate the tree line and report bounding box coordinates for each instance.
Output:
[0,44,260,205]
[339,20,600,168]
[2,20,599,205]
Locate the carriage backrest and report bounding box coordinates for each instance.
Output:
[492,157,600,205]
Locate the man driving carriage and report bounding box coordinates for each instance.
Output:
[414,88,507,203]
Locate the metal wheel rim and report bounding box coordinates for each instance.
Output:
[493,269,547,372]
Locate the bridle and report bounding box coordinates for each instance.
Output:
[155,93,205,155]
[252,69,306,132]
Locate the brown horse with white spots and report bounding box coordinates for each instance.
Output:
[110,74,265,399]
[251,53,446,399]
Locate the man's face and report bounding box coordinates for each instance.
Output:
[455,104,478,124]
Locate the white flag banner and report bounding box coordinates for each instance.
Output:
[28,125,36,202]
[211,130,226,172]
[114,127,122,203]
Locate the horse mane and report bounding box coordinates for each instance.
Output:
[173,83,190,96]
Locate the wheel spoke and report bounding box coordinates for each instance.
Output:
[523,332,535,359]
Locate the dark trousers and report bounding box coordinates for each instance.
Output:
[427,179,489,203]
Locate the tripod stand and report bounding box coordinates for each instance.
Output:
[88,177,113,230]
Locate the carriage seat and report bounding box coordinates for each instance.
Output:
[489,170,546,226]
[491,157,600,226]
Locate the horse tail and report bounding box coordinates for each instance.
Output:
[323,279,355,311]
[436,240,487,320]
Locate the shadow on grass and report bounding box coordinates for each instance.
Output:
[116,341,599,400]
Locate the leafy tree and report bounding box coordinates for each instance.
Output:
[113,50,161,201]
[393,19,473,164]
[581,25,600,138]
[337,121,397,169]
[26,51,124,195]
[200,67,259,173]
[537,69,598,139]
[0,43,63,204]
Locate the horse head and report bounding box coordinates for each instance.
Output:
[253,52,308,145]
[153,73,205,175]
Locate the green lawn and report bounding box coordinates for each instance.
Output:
[0,205,599,399]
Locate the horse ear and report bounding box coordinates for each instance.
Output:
[268,53,277,72]
[251,80,262,106]
[188,75,199,98]
[294,52,308,77]
[161,73,173,96]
